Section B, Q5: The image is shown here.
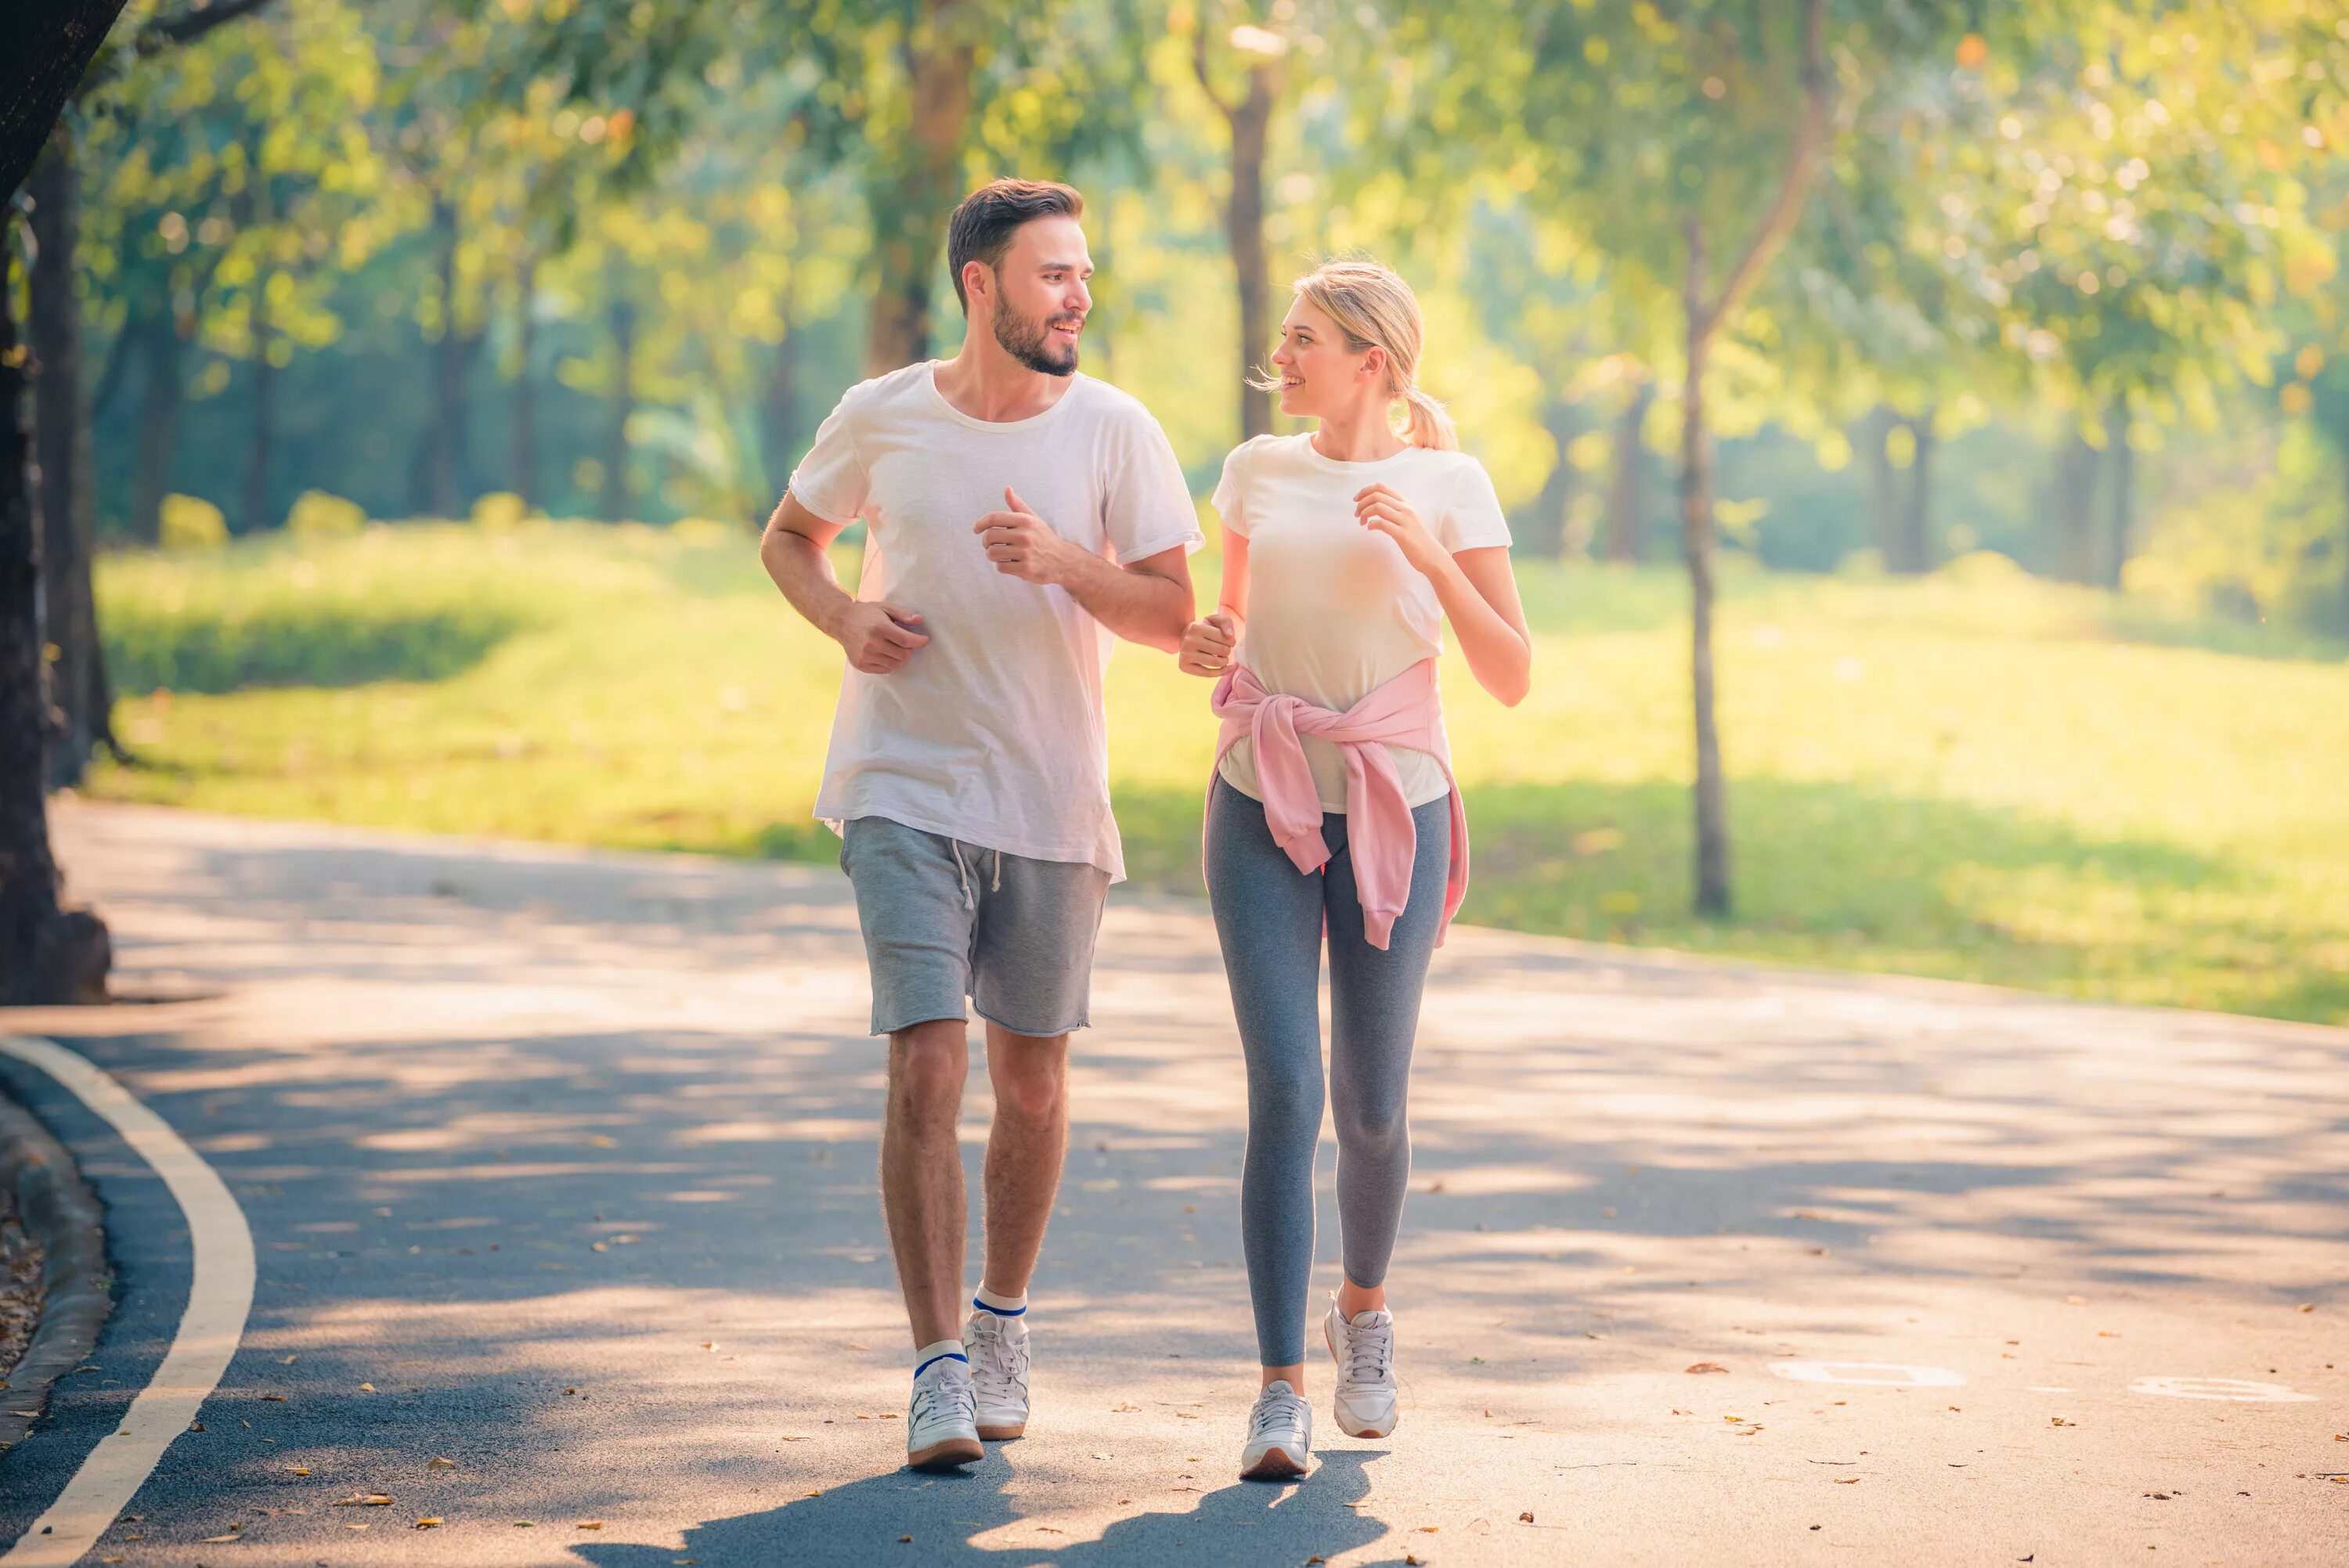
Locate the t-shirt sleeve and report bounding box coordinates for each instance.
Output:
[1103,408,1205,563]
[786,391,870,526]
[1209,440,1252,540]
[1439,456,1513,552]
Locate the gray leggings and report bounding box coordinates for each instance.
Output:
[1204,775,1451,1368]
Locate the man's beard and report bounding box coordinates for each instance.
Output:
[994,301,1080,377]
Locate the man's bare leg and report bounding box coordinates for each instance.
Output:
[882,1017,970,1350]
[979,1022,1070,1300]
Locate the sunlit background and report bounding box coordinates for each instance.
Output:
[34,0,2349,1024]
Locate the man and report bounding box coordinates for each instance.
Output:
[760,178,1200,1470]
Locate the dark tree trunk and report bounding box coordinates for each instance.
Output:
[0,1,132,200]
[29,137,101,789]
[2053,431,2098,583]
[240,286,275,533]
[1194,33,1279,442]
[511,254,536,507]
[130,317,182,544]
[2103,403,2132,589]
[601,295,634,522]
[760,328,798,499]
[1606,379,1653,563]
[1681,218,1729,918]
[2,223,110,1003]
[1861,405,1896,565]
[1527,398,1579,557]
[1895,416,1934,574]
[426,196,467,518]
[864,0,972,376]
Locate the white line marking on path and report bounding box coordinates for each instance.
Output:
[1768,1360,1966,1388]
[0,1035,255,1567]
[2131,1376,2314,1403]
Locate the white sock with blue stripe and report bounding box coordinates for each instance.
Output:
[972,1285,1028,1317]
[914,1339,968,1379]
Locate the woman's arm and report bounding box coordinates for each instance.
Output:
[1178,531,1250,676]
[1354,485,1532,707]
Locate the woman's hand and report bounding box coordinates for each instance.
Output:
[1354,483,1446,577]
[1178,610,1239,677]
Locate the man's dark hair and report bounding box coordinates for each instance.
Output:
[947,178,1084,315]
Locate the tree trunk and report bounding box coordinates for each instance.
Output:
[864,0,973,376]
[1682,218,1730,918]
[28,137,100,789]
[1,222,110,1003]
[2053,431,2097,582]
[1527,398,1579,557]
[511,254,536,508]
[1861,405,1896,565]
[2103,403,2132,589]
[760,328,798,499]
[426,196,466,518]
[130,317,183,544]
[601,295,634,522]
[1896,416,1934,573]
[240,283,275,533]
[1607,379,1653,563]
[0,1,132,200]
[1194,33,1279,442]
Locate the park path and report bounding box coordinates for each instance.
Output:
[1,798,2344,1566]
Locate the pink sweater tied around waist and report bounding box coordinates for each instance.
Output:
[1207,658,1470,950]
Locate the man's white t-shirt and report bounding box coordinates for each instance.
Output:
[1211,432,1512,813]
[790,361,1202,881]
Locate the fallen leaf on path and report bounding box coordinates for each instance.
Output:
[1685,1363,1728,1375]
[897,1536,912,1544]
[357,1382,374,1393]
[2051,1417,2074,1428]
[280,1356,297,1365]
[1519,1512,1535,1523]
[427,1457,455,1469]
[288,1468,309,1476]
[1834,1478,1859,1485]
[334,1494,393,1507]
[415,1517,442,1528]
[200,1533,242,1542]
[578,1521,604,1529]
[514,1521,536,1527]
[1111,1403,1139,1412]
[2144,1491,2171,1500]
[1417,1526,1438,1533]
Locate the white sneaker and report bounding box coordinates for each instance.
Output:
[1239,1379,1312,1480]
[905,1353,983,1472]
[1324,1299,1398,1438]
[964,1305,1030,1440]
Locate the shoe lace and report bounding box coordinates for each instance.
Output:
[968,1315,1028,1405]
[911,1367,974,1429]
[1250,1386,1305,1437]
[1340,1314,1392,1388]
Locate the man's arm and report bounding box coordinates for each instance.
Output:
[760,492,931,674]
[973,487,1194,653]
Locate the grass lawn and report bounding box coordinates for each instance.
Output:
[82,519,2349,1026]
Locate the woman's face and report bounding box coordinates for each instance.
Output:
[1269,297,1381,422]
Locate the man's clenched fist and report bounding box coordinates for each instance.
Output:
[974,487,1083,586]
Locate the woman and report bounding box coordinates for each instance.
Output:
[1179,258,1532,1480]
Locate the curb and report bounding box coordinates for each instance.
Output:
[0,1080,111,1454]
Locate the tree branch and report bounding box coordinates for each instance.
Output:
[1191,21,1235,121]
[143,0,273,51]
[1692,0,1830,343]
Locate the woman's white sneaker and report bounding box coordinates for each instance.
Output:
[905,1350,983,1472]
[1323,1299,1398,1438]
[1239,1379,1313,1480]
[963,1305,1030,1440]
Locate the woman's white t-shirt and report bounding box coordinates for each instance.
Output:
[789,361,1203,881]
[1211,432,1513,813]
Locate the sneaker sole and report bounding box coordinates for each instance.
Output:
[976,1422,1026,1440]
[1324,1317,1400,1439]
[906,1436,984,1471]
[1239,1447,1308,1481]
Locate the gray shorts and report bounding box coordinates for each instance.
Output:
[839,816,1112,1038]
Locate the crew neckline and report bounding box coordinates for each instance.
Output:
[1295,430,1418,471]
[924,359,1085,432]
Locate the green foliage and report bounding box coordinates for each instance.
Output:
[158,492,227,549]
[286,488,366,536]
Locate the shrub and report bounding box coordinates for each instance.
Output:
[159,494,226,550]
[471,492,529,531]
[286,489,366,538]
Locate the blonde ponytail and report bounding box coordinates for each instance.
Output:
[1279,258,1458,449]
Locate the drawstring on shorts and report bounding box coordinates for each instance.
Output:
[948,840,1005,910]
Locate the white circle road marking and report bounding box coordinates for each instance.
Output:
[1768,1361,1966,1388]
[2131,1376,2315,1404]
[0,1036,256,1567]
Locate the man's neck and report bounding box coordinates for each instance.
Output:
[931,332,1077,424]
